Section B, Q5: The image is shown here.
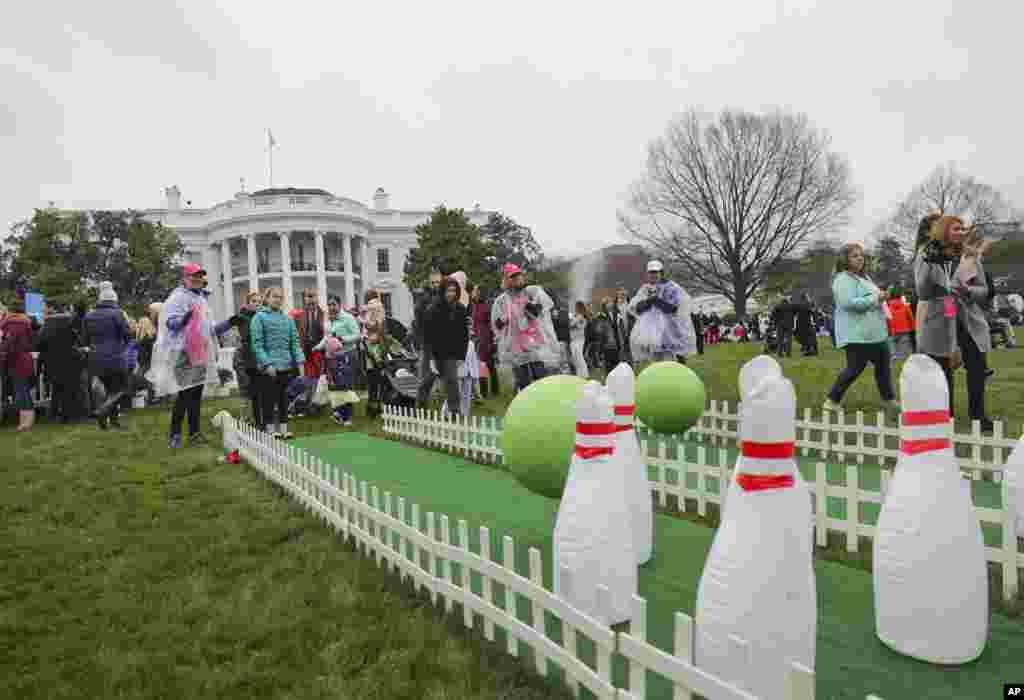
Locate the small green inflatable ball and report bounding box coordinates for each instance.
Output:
[636,361,706,435]
[503,374,589,499]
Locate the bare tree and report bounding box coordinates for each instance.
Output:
[618,109,857,318]
[871,163,1018,257]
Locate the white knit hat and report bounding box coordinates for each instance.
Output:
[98,281,118,303]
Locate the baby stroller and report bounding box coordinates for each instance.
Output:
[287,375,325,417]
[376,353,420,411]
[364,335,421,416]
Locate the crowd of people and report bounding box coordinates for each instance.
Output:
[3,219,1020,439]
[821,213,1017,433]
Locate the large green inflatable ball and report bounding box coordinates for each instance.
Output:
[502,374,588,499]
[635,361,706,435]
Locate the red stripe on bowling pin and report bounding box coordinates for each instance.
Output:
[736,473,795,491]
[901,438,951,455]
[576,422,616,436]
[902,410,950,426]
[575,445,615,459]
[741,441,795,459]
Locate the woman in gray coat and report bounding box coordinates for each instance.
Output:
[913,215,996,432]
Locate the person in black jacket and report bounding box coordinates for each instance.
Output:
[551,304,572,374]
[795,293,819,356]
[36,312,88,422]
[414,267,445,408]
[423,276,470,418]
[225,290,264,424]
[691,310,704,355]
[772,297,797,357]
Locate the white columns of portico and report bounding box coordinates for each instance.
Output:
[202,245,221,319]
[343,232,355,307]
[314,229,328,310]
[279,232,293,309]
[247,234,259,293]
[220,239,234,318]
[359,236,371,292]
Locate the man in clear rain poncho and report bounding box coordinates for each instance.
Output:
[490,263,560,393]
[147,263,235,448]
[628,260,697,365]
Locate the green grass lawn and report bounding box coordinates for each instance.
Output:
[0,401,571,700]
[1,339,1020,699]
[680,340,1023,438]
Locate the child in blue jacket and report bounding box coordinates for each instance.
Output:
[249,287,304,439]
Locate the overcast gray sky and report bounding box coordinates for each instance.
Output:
[2,0,1021,259]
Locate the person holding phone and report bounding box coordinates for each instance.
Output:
[914,215,996,432]
[823,243,896,413]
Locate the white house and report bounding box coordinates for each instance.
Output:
[144,185,495,325]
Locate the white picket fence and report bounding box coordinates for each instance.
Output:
[687,400,1020,482]
[381,406,1023,604]
[222,416,887,700]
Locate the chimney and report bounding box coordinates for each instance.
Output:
[165,185,181,211]
[373,187,389,211]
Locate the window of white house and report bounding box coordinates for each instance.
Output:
[381,292,393,317]
[377,248,390,273]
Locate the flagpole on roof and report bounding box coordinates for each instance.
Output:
[266,128,277,188]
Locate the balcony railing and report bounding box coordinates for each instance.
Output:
[230,261,360,276]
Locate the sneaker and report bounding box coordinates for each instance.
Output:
[189,433,209,447]
[343,420,353,427]
[332,413,345,426]
[168,434,182,449]
[822,399,842,413]
[282,432,295,440]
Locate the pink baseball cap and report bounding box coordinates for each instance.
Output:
[182,263,206,276]
[503,263,522,278]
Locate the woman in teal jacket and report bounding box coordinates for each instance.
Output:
[823,243,896,413]
[250,286,304,438]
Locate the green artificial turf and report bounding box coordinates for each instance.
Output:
[295,431,1024,700]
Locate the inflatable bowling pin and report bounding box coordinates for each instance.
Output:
[606,362,654,565]
[695,374,816,698]
[724,356,785,515]
[553,381,637,625]
[1005,437,1024,537]
[873,354,988,664]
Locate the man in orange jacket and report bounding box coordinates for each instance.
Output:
[885,286,915,362]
